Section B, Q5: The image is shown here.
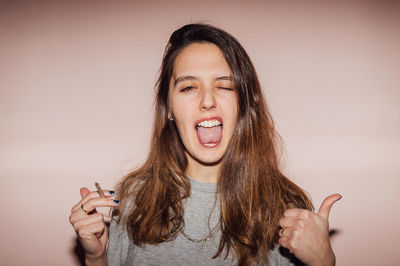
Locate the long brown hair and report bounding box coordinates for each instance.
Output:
[115,23,313,265]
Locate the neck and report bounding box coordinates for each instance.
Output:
[186,155,219,183]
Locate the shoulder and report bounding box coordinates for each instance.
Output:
[107,195,135,266]
[112,175,144,220]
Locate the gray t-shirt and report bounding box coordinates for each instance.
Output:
[107,178,299,265]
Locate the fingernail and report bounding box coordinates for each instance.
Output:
[109,190,115,195]
[114,200,119,204]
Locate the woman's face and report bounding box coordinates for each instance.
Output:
[168,42,238,166]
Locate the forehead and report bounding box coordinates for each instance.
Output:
[172,42,232,77]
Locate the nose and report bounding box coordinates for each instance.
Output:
[200,89,216,111]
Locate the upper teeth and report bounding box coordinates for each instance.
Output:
[197,120,222,128]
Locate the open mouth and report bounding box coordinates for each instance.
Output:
[195,117,223,148]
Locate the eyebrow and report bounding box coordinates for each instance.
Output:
[215,76,234,81]
[174,75,234,86]
[174,76,197,86]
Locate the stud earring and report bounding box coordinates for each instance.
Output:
[168,113,174,121]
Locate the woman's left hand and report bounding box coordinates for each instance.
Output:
[279,194,342,266]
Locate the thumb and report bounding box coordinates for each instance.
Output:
[317,194,342,221]
[80,187,90,199]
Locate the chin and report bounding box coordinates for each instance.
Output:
[191,149,226,166]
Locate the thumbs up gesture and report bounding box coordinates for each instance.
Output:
[279,194,342,266]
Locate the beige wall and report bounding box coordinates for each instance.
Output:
[1,1,399,265]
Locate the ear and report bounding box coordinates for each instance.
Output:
[168,112,174,121]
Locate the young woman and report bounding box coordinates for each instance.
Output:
[70,24,341,266]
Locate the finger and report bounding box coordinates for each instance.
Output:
[78,187,95,214]
[70,205,99,224]
[317,194,342,221]
[79,222,105,241]
[71,198,118,218]
[70,205,111,230]
[279,227,300,239]
[279,216,305,229]
[283,208,313,221]
[80,187,90,198]
[75,214,106,239]
[278,236,295,253]
[73,213,105,231]
[72,191,100,212]
[80,187,115,199]
[71,190,115,213]
[81,198,119,215]
[82,198,118,214]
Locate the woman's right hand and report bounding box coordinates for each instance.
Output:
[69,187,118,265]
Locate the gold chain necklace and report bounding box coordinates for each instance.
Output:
[180,223,220,244]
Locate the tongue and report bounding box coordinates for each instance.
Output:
[197,126,222,145]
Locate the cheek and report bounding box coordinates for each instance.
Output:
[172,103,189,124]
[170,94,197,123]
[171,103,193,137]
[221,97,238,123]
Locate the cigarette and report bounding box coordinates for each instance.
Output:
[95,182,105,198]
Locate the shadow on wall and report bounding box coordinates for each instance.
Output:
[70,228,341,265]
[71,237,85,266]
[329,229,340,238]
